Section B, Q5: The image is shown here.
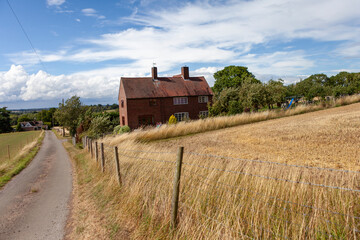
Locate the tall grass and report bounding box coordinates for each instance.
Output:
[90,140,360,239]
[108,94,360,144]
[78,95,360,238]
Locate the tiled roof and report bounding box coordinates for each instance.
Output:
[121,76,213,99]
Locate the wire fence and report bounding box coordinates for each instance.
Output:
[80,136,360,239]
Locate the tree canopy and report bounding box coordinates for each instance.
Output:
[212,66,260,94]
[0,107,12,133]
[54,96,84,136]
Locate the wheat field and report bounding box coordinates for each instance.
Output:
[94,101,360,239]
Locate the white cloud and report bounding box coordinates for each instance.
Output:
[81,8,105,19]
[75,18,81,22]
[47,0,65,6]
[7,0,360,90]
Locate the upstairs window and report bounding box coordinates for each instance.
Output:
[173,97,188,105]
[121,100,124,108]
[174,112,189,122]
[149,99,157,106]
[198,96,208,103]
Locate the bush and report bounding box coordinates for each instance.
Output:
[87,115,113,138]
[168,115,177,124]
[113,125,131,134]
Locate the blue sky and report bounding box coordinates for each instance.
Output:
[1,0,360,109]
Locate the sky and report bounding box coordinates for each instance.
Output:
[1,0,360,109]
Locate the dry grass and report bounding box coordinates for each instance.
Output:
[85,99,360,239]
[108,94,360,144]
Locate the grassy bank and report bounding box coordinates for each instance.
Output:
[63,140,134,240]
[0,131,44,188]
[108,94,360,144]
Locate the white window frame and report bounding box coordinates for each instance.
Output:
[199,111,209,117]
[198,96,208,103]
[173,97,188,105]
[174,112,189,122]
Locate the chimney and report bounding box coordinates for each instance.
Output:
[181,66,189,80]
[152,67,158,80]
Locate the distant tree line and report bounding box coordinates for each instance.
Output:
[209,66,360,116]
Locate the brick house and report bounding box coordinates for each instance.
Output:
[118,66,213,129]
[20,121,48,131]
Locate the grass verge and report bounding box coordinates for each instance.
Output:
[62,140,134,240]
[0,131,45,188]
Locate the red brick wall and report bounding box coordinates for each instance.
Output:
[119,82,128,127]
[124,95,212,129]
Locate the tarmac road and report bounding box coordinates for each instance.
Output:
[0,131,73,240]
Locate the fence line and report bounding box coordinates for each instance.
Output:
[182,162,360,193]
[185,152,360,174]
[183,170,360,220]
[79,137,359,238]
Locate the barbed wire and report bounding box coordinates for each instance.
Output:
[185,152,360,174]
[182,170,360,220]
[120,152,176,165]
[182,162,360,193]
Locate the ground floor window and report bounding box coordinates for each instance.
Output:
[174,112,189,122]
[199,111,208,118]
[138,115,154,126]
[122,116,125,125]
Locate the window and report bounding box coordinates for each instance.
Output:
[198,96,208,103]
[173,97,188,105]
[199,111,208,118]
[174,112,189,122]
[122,116,125,125]
[121,100,124,108]
[149,99,157,106]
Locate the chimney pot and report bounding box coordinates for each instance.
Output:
[181,66,189,80]
[152,67,158,79]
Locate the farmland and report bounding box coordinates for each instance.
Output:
[66,102,360,239]
[0,131,41,161]
[0,131,43,188]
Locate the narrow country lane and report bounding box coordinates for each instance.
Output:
[0,131,73,240]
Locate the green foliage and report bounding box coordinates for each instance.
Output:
[264,79,287,108]
[213,66,260,94]
[54,96,84,137]
[113,125,130,134]
[17,114,33,123]
[16,122,22,132]
[0,107,12,133]
[168,115,177,124]
[87,115,113,138]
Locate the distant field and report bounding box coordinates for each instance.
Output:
[0,131,41,160]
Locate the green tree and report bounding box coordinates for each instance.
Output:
[0,107,12,133]
[265,79,287,108]
[213,66,260,94]
[239,83,267,111]
[54,96,84,136]
[209,87,241,116]
[87,115,113,138]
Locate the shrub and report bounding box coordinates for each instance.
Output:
[113,125,131,134]
[87,115,112,138]
[168,115,177,124]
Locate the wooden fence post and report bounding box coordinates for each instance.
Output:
[171,146,184,229]
[90,139,93,158]
[7,145,10,160]
[95,141,98,162]
[100,143,105,172]
[114,146,122,186]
